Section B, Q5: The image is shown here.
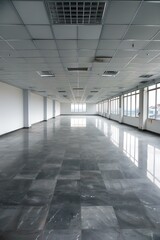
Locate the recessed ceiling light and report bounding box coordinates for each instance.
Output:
[102,71,119,77]
[139,74,153,78]
[37,71,55,77]
[73,87,84,90]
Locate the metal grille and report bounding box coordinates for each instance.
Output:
[46,1,106,24]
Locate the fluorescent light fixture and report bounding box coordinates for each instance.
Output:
[102,71,119,77]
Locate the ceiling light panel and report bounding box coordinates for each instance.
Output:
[37,71,55,77]
[13,1,49,25]
[46,1,106,24]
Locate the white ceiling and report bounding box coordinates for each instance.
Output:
[0,0,160,103]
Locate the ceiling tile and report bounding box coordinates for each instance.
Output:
[44,58,61,63]
[61,57,78,63]
[144,41,160,50]
[0,0,21,24]
[59,50,78,57]
[78,25,102,39]
[78,40,98,50]
[101,25,128,40]
[105,1,140,24]
[124,26,160,40]
[57,40,77,50]
[53,25,77,39]
[0,40,13,50]
[13,1,49,24]
[8,40,36,50]
[115,50,137,58]
[133,2,160,25]
[34,40,57,49]
[25,58,45,63]
[27,25,53,39]
[78,50,95,57]
[16,50,41,58]
[40,50,59,57]
[0,25,30,40]
[96,50,115,57]
[98,40,121,50]
[118,40,149,50]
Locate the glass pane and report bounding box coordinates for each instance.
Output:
[83,104,86,112]
[136,94,139,117]
[78,104,82,112]
[74,104,78,112]
[149,85,156,90]
[156,88,160,120]
[124,97,127,115]
[157,83,160,88]
[131,94,135,117]
[128,95,131,116]
[148,90,156,118]
[71,104,74,112]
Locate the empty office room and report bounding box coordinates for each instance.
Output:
[1,0,160,239]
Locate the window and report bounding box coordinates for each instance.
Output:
[148,83,160,120]
[104,100,108,114]
[110,97,119,115]
[123,90,139,117]
[71,103,86,113]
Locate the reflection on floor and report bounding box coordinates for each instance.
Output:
[0,116,160,239]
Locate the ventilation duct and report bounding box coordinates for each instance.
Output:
[46,1,106,24]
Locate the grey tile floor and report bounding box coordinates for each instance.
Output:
[0,116,160,239]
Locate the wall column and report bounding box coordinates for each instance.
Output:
[23,89,31,128]
[44,97,47,121]
[139,88,147,130]
[119,95,123,123]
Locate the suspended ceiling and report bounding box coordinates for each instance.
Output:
[0,0,160,103]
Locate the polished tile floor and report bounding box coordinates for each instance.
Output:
[0,116,160,239]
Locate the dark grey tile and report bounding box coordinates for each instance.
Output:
[82,229,124,240]
[36,168,59,180]
[43,230,81,240]
[0,231,43,240]
[61,160,80,170]
[0,206,21,231]
[114,205,153,229]
[45,203,81,229]
[80,179,106,192]
[55,180,80,194]
[121,229,160,240]
[80,171,103,181]
[23,180,56,206]
[17,206,48,231]
[144,205,160,228]
[58,170,80,180]
[81,206,119,229]
[81,190,111,206]
[52,192,80,205]
[101,170,124,180]
[80,161,99,171]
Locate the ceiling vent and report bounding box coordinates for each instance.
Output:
[139,74,153,78]
[73,87,84,91]
[37,71,55,77]
[46,1,106,24]
[90,90,99,93]
[102,71,119,77]
[140,80,149,84]
[67,67,89,72]
[58,90,66,93]
[95,56,112,63]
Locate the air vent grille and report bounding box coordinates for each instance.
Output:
[37,71,55,77]
[73,87,84,90]
[102,71,119,77]
[67,67,89,72]
[46,1,106,24]
[90,90,99,93]
[95,56,112,63]
[139,74,153,78]
[58,90,66,93]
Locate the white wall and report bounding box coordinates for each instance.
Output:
[55,101,60,117]
[60,103,96,115]
[122,116,139,128]
[47,99,53,119]
[29,93,44,125]
[146,119,160,134]
[0,82,23,135]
